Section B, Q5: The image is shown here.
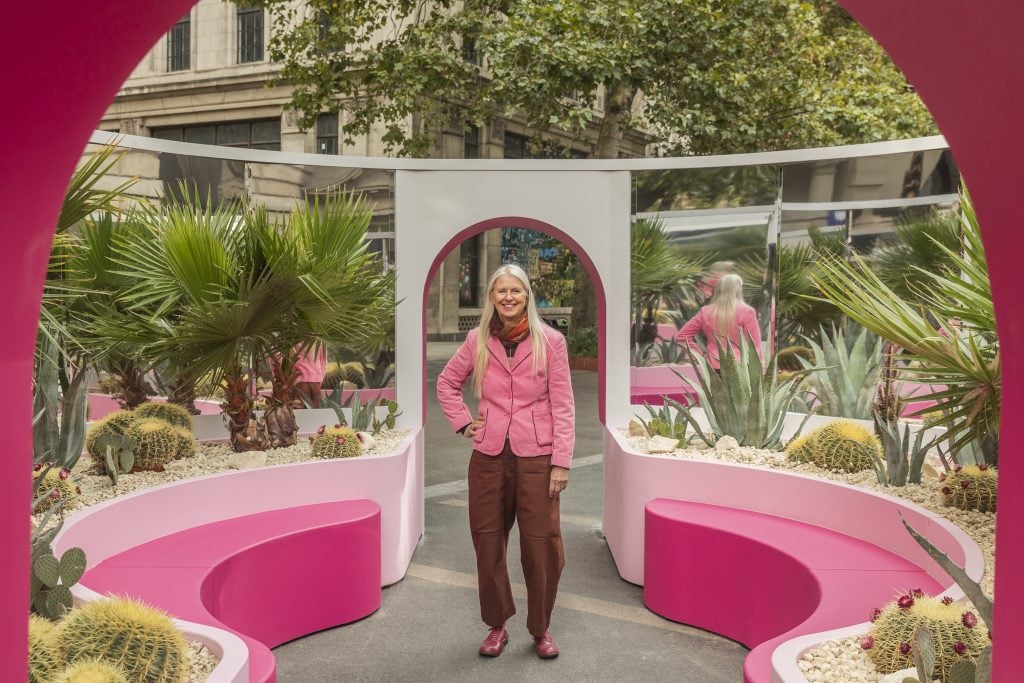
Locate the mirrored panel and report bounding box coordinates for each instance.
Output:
[633,165,781,213]
[781,149,958,204]
[630,176,774,405]
[83,144,398,409]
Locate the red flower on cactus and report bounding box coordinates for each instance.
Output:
[334,424,342,429]
[952,641,968,656]
[962,611,978,628]
[911,588,924,598]
[335,437,345,446]
[317,425,326,435]
[897,594,915,609]
[356,432,365,442]
[953,464,963,472]
[938,472,947,482]
[941,486,952,495]
[978,463,989,471]
[33,463,42,472]
[941,596,954,605]
[869,607,881,622]
[59,468,70,480]
[899,642,912,655]
[960,479,970,489]
[49,489,60,499]
[859,636,874,650]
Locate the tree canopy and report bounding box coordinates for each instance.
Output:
[249,0,936,159]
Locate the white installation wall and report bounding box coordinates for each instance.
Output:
[394,170,633,430]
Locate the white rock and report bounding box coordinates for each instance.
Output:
[227,452,267,470]
[715,435,740,455]
[356,432,376,450]
[627,419,647,437]
[647,435,680,453]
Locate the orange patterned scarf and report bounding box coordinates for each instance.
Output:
[490,314,530,343]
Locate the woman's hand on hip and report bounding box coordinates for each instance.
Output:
[464,412,485,439]
[549,466,569,498]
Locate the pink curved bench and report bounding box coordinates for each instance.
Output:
[81,500,381,683]
[644,499,943,683]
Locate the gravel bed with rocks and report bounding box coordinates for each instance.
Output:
[42,427,410,682]
[623,430,996,683]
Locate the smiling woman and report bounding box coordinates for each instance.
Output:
[436,263,575,659]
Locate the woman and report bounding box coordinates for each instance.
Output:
[676,273,763,369]
[436,263,574,659]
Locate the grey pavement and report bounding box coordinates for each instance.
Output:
[273,342,748,681]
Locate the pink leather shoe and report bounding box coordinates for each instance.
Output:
[533,630,559,658]
[479,625,509,657]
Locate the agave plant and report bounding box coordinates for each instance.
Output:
[672,335,811,449]
[796,324,884,420]
[812,190,998,463]
[111,191,396,451]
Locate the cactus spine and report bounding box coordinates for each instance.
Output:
[32,468,79,516]
[29,615,61,683]
[85,411,138,464]
[784,433,817,464]
[130,419,181,471]
[867,593,989,682]
[812,420,881,472]
[173,427,195,459]
[311,425,363,459]
[56,598,188,683]
[941,465,997,513]
[133,402,193,431]
[52,660,130,683]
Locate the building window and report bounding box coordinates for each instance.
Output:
[167,12,191,72]
[464,125,480,159]
[237,7,264,64]
[503,132,530,159]
[317,113,339,155]
[459,235,481,307]
[152,119,281,151]
[462,35,481,66]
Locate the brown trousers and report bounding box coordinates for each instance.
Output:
[468,441,565,636]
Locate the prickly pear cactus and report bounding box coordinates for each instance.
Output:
[940,465,997,513]
[310,425,363,459]
[784,433,817,464]
[32,467,79,516]
[85,411,139,464]
[31,546,86,621]
[95,432,138,486]
[56,598,188,683]
[130,419,181,471]
[29,615,61,683]
[51,660,130,683]
[133,402,193,431]
[866,592,990,682]
[812,420,881,472]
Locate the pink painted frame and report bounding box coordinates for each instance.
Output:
[3,2,1022,680]
[421,216,607,423]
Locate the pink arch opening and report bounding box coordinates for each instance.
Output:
[421,216,608,425]
[4,2,1024,679]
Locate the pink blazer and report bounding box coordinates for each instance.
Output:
[436,326,575,469]
[675,303,763,370]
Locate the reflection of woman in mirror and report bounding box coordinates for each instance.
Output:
[677,273,763,369]
[696,260,735,304]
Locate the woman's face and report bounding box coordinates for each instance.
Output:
[491,274,527,323]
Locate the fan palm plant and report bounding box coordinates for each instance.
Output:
[111,192,396,452]
[812,190,997,464]
[867,208,961,304]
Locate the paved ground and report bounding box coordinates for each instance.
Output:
[273,342,748,681]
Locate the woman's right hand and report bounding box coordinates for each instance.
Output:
[464,412,485,439]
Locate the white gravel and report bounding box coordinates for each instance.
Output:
[188,640,219,682]
[623,431,996,682]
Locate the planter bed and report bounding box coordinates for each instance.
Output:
[608,421,992,682]
[51,426,421,683]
